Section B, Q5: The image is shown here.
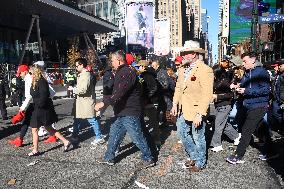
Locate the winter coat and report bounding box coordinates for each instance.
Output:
[140,68,158,104]
[75,69,96,118]
[30,77,58,128]
[90,72,97,100]
[156,67,169,90]
[240,66,271,110]
[213,68,234,107]
[103,64,142,117]
[103,66,114,96]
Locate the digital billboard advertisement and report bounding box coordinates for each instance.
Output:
[154,19,170,56]
[126,2,154,51]
[229,0,276,44]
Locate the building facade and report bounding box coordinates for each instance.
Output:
[77,0,121,51]
[218,0,229,62]
[200,8,211,64]
[155,0,189,50]
[187,0,201,39]
[201,8,208,34]
[78,0,119,25]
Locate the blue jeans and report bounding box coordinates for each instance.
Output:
[104,116,153,162]
[176,115,206,168]
[72,118,103,140]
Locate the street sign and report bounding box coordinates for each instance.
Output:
[259,14,284,24]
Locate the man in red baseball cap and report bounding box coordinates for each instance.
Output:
[16,64,29,77]
[9,64,31,147]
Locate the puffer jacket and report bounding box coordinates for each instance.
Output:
[240,66,271,109]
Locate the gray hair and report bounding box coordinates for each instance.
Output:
[112,50,126,63]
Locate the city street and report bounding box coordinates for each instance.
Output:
[0,97,283,189]
[0,0,284,188]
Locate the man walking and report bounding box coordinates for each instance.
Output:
[227,52,271,164]
[95,50,154,170]
[271,61,284,130]
[71,58,104,146]
[171,40,214,172]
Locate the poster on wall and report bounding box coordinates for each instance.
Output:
[229,0,276,44]
[154,19,170,56]
[126,2,154,51]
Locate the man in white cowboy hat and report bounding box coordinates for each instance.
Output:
[171,40,214,172]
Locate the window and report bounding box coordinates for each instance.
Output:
[96,3,102,17]
[103,2,108,19]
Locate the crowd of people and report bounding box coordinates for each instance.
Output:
[3,40,284,172]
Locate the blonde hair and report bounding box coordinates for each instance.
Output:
[30,65,43,90]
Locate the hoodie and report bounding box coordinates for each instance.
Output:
[240,66,271,110]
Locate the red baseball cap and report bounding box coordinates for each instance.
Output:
[16,65,29,77]
[126,53,134,65]
[271,64,279,67]
[175,56,183,64]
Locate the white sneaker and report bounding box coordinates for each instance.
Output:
[91,138,105,146]
[211,146,224,152]
[234,133,242,146]
[38,126,47,137]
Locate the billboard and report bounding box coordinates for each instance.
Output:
[229,0,276,44]
[154,19,170,56]
[126,2,154,50]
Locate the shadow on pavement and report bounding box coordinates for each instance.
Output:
[266,138,284,182]
[0,123,22,141]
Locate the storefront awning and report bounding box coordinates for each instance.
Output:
[0,0,119,39]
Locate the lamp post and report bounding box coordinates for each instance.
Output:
[251,0,258,52]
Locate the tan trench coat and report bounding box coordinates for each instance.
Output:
[75,69,95,119]
[173,60,214,121]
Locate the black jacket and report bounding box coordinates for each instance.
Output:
[140,68,158,104]
[30,77,58,127]
[273,72,284,104]
[213,68,234,107]
[103,64,142,117]
[90,72,97,100]
[156,67,169,90]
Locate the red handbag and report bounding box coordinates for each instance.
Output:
[11,111,25,125]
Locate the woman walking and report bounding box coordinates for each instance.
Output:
[28,65,72,156]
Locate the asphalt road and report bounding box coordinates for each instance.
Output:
[0,98,283,189]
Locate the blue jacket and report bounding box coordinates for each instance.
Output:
[240,66,271,110]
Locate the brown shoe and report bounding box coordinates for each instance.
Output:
[184,160,196,168]
[188,165,202,172]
